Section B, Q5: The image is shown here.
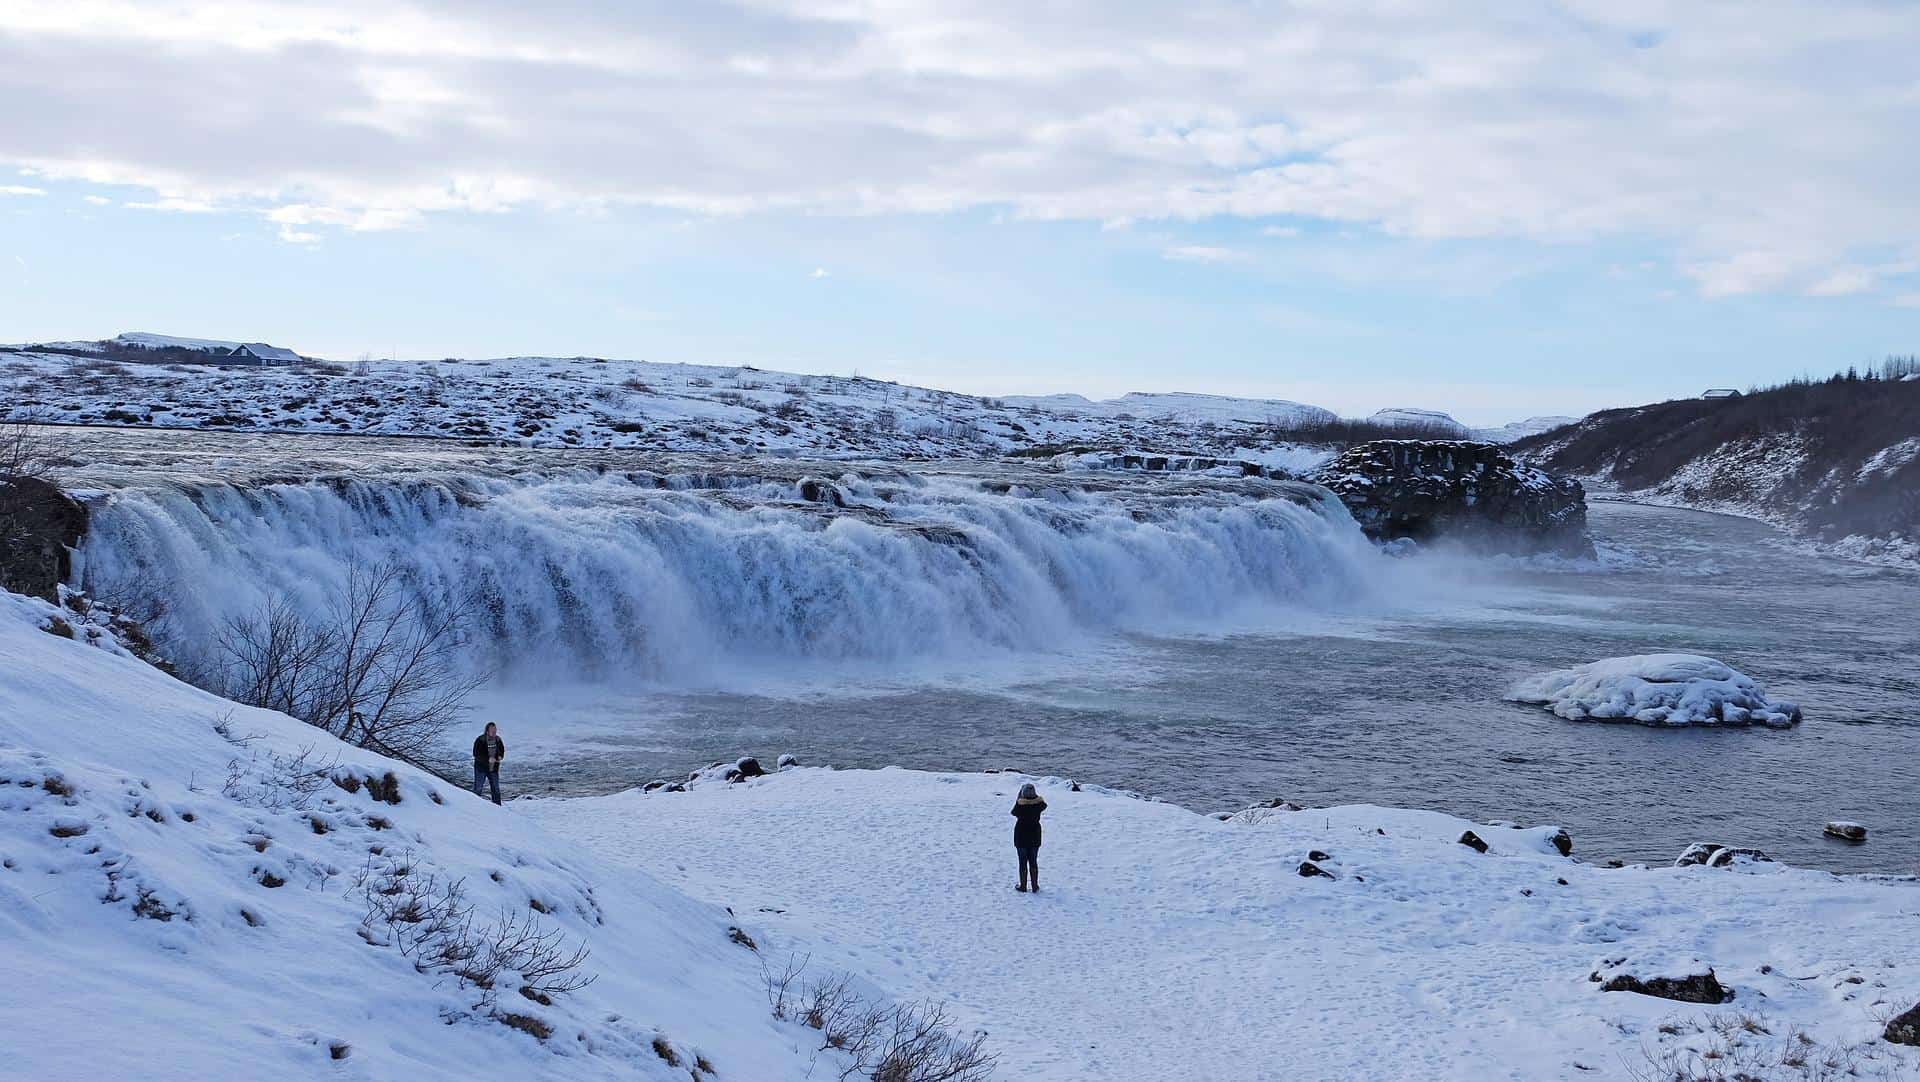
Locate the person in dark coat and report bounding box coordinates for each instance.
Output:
[472,722,505,805]
[1011,782,1046,892]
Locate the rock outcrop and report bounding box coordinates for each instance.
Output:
[1675,843,1773,868]
[1313,440,1592,556]
[1590,957,1732,1004]
[0,476,87,601]
[1886,1003,1920,1046]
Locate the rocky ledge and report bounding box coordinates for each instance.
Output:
[0,476,88,601]
[1313,440,1593,556]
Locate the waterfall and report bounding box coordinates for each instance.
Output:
[75,467,1384,686]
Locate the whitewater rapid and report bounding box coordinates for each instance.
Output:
[64,429,1386,686]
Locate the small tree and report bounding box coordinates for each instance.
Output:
[217,563,486,769]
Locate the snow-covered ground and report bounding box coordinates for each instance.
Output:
[7,574,1920,1079]
[0,333,1562,460]
[530,766,1920,1081]
[0,592,829,1081]
[1507,653,1803,727]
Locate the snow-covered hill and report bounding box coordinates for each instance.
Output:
[0,591,829,1081]
[0,336,1564,459]
[1513,378,1920,566]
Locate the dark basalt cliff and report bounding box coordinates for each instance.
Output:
[0,476,88,601]
[1313,440,1592,557]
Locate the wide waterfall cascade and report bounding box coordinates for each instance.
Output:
[74,457,1387,686]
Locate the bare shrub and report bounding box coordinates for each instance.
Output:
[221,742,336,813]
[214,563,486,769]
[1627,1012,1898,1081]
[353,851,595,1009]
[766,956,994,1081]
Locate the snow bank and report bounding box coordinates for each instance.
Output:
[1507,653,1802,727]
[0,591,821,1081]
[529,765,1920,1081]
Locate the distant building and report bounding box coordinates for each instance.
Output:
[227,343,301,366]
[1701,388,1742,400]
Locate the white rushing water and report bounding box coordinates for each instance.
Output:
[75,460,1384,687]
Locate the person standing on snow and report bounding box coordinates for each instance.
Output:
[472,722,505,805]
[1011,782,1047,892]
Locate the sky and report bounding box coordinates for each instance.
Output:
[1,1,1916,424]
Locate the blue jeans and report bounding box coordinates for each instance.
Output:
[473,766,501,804]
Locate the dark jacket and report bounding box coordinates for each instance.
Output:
[473,733,505,772]
[1011,799,1046,848]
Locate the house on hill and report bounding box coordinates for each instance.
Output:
[1701,388,1742,400]
[227,343,300,366]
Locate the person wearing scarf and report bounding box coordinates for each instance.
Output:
[1011,783,1047,892]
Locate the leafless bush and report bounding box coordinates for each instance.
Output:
[872,408,899,433]
[689,376,714,388]
[1627,1012,1896,1081]
[711,390,745,406]
[354,851,595,1008]
[766,956,994,1081]
[214,563,486,769]
[222,743,337,813]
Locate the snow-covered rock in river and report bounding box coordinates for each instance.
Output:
[1508,654,1802,727]
[1312,439,1593,556]
[1675,843,1775,868]
[1825,821,1868,842]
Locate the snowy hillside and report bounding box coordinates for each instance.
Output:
[1513,376,1920,566]
[1,337,1557,460]
[0,591,832,1081]
[532,765,1920,1081]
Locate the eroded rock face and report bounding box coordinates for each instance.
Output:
[1313,440,1592,556]
[0,477,87,601]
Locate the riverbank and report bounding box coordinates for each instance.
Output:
[527,764,1920,1081]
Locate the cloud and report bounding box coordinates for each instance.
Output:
[0,2,1915,294]
[125,197,220,213]
[810,267,830,278]
[1806,267,1875,297]
[0,184,45,196]
[1162,245,1247,264]
[81,194,111,205]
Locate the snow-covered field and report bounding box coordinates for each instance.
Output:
[530,766,1920,1081]
[0,333,1551,461]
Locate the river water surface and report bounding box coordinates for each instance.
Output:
[513,501,1920,873]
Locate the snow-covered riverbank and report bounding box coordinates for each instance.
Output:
[8,573,1920,1080]
[528,765,1920,1081]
